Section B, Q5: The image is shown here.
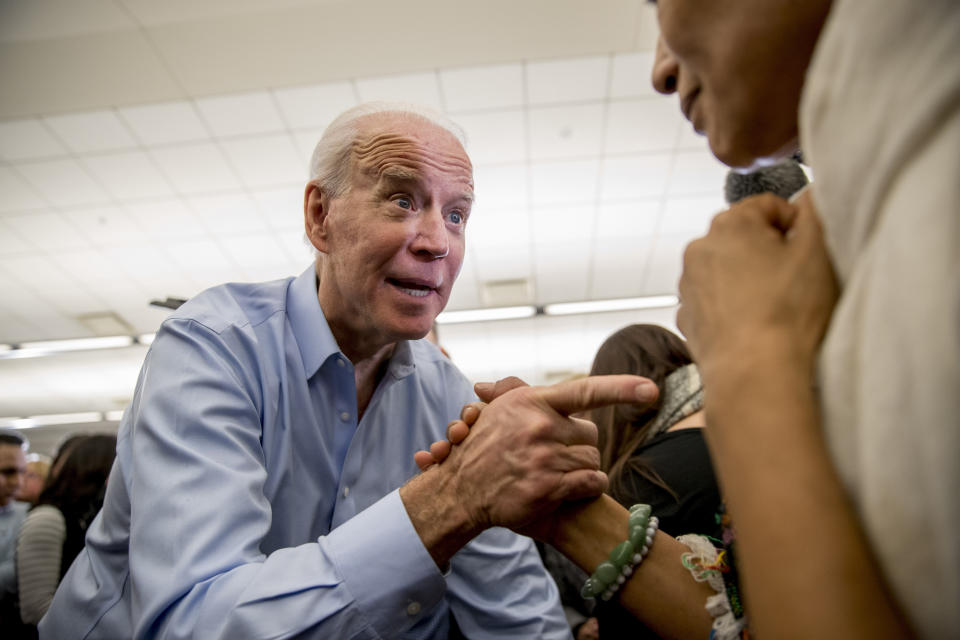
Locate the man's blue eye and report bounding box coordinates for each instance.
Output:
[448,212,463,225]
[396,197,412,209]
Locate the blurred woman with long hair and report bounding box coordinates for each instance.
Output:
[16,434,116,626]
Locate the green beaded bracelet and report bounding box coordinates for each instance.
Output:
[580,503,660,601]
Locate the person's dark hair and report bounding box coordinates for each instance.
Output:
[0,431,26,448]
[35,433,117,576]
[588,324,693,502]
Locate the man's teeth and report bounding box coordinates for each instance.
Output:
[396,284,431,297]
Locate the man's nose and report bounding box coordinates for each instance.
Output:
[651,35,679,95]
[413,209,449,259]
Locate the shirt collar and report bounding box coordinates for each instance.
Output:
[287,264,417,380]
[287,264,341,378]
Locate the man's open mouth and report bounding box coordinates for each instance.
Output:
[387,278,434,298]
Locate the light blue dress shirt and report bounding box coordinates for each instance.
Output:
[40,266,570,640]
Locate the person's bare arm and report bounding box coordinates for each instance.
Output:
[678,192,914,638]
[548,495,714,640]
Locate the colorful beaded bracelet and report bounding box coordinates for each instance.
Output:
[580,503,660,601]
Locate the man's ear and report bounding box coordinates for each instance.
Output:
[304,181,332,253]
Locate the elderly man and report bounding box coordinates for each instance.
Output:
[41,103,655,639]
[0,432,28,626]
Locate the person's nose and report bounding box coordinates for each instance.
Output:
[651,35,679,95]
[412,208,449,259]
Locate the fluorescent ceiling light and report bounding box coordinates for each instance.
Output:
[1,411,105,430]
[544,295,679,316]
[436,305,537,324]
[1,335,136,360]
[137,333,156,345]
[104,410,125,422]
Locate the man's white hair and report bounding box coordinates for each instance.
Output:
[308,101,468,198]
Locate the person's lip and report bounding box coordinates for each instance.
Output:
[386,276,441,297]
[680,89,700,123]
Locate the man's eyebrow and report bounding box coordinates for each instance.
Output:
[377,168,475,203]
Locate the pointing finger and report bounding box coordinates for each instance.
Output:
[535,374,658,417]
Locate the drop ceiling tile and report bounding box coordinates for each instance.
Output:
[468,206,530,249]
[0,118,68,161]
[150,142,242,194]
[195,91,286,137]
[588,237,653,300]
[604,98,681,154]
[220,134,305,188]
[291,128,325,169]
[217,234,288,273]
[529,158,599,206]
[127,199,209,241]
[0,219,30,256]
[275,229,315,265]
[471,164,527,211]
[93,281,152,309]
[187,192,267,234]
[38,284,110,316]
[526,56,609,105]
[440,63,524,113]
[0,166,45,213]
[43,109,138,153]
[162,239,235,275]
[82,150,175,200]
[599,154,671,201]
[528,103,604,160]
[454,110,526,164]
[471,244,532,282]
[676,121,708,150]
[531,203,595,246]
[118,100,210,145]
[355,72,442,110]
[610,52,657,98]
[62,205,151,247]
[16,158,110,207]
[642,233,688,294]
[47,249,136,287]
[534,242,590,303]
[100,245,178,282]
[667,150,728,197]
[1,255,74,290]
[3,211,92,251]
[444,277,481,311]
[251,186,305,230]
[658,195,724,236]
[595,201,660,239]
[273,81,357,130]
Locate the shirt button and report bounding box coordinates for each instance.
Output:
[406,601,421,616]
[340,411,350,421]
[342,486,350,498]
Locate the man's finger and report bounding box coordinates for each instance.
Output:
[475,376,529,402]
[447,421,470,445]
[536,374,658,417]
[413,450,435,472]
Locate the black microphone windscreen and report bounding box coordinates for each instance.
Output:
[724,160,809,204]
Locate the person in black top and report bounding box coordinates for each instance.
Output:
[587,324,720,638]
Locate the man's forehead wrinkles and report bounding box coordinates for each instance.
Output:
[352,132,473,175]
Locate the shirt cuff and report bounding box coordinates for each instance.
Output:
[323,489,446,637]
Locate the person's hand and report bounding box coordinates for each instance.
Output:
[576,617,600,640]
[677,191,839,379]
[414,402,484,471]
[413,375,615,469]
[404,375,657,534]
